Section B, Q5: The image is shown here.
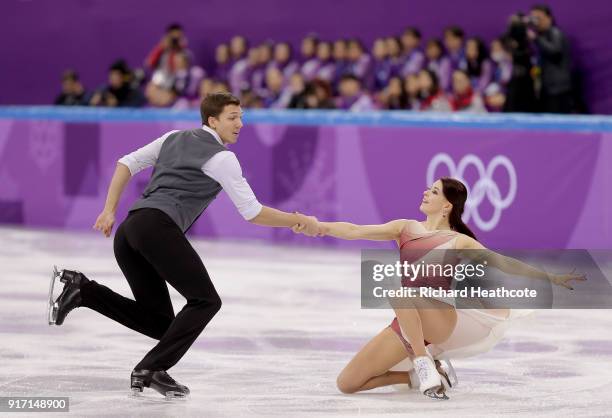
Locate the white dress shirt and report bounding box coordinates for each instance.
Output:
[118,125,263,220]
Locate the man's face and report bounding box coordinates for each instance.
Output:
[530,9,552,31]
[209,104,243,145]
[108,70,123,89]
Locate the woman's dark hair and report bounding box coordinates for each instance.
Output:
[466,37,488,77]
[440,177,477,240]
[421,69,440,97]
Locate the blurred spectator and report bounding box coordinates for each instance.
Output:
[425,39,445,83]
[262,67,292,108]
[346,39,371,81]
[240,88,264,108]
[146,52,204,107]
[377,76,407,109]
[440,26,467,91]
[332,39,350,85]
[213,43,231,82]
[145,23,193,76]
[314,41,336,82]
[228,36,250,94]
[400,27,425,77]
[229,35,248,62]
[270,42,299,80]
[484,38,512,112]
[287,73,308,108]
[529,4,573,113]
[229,45,257,95]
[299,34,320,80]
[465,37,493,94]
[385,37,404,78]
[371,38,391,92]
[303,79,336,109]
[449,69,486,112]
[90,60,145,107]
[174,77,214,109]
[502,14,537,112]
[490,38,513,86]
[54,70,89,105]
[250,42,273,95]
[336,74,374,111]
[403,74,421,109]
[417,69,451,111]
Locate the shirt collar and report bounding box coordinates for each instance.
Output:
[201,125,226,147]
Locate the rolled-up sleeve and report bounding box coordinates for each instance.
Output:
[117,130,179,175]
[203,151,263,220]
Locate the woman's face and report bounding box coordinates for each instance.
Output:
[216,44,229,63]
[301,38,316,56]
[466,39,479,60]
[348,42,362,60]
[258,45,272,64]
[230,36,246,57]
[316,42,331,61]
[274,43,290,62]
[373,39,387,59]
[199,78,214,97]
[404,74,419,95]
[426,42,441,60]
[333,41,347,60]
[385,38,400,56]
[419,180,451,215]
[452,71,471,94]
[418,70,433,93]
[387,77,402,95]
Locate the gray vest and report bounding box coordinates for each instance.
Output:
[130,128,227,232]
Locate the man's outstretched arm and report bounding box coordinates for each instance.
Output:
[249,206,319,236]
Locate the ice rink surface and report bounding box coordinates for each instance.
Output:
[1,226,611,417]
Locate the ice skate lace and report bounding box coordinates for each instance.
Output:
[416,360,431,383]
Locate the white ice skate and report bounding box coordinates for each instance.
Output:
[413,356,448,400]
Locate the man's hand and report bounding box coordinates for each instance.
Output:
[291,213,327,237]
[93,210,116,238]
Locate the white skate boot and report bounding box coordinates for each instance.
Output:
[413,356,448,400]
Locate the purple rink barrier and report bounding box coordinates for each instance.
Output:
[0,107,611,249]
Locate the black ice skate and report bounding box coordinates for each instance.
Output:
[47,266,89,325]
[130,369,190,399]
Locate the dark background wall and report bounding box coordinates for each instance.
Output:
[2,0,611,113]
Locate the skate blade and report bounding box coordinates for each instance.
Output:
[129,387,188,402]
[164,391,188,401]
[47,266,62,325]
[423,386,449,400]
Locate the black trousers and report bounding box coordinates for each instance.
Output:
[80,208,222,371]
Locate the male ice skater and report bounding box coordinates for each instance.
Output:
[48,93,321,398]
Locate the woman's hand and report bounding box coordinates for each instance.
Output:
[549,269,587,290]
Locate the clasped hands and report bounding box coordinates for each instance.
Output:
[292,212,327,237]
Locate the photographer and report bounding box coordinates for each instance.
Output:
[90,60,146,108]
[145,23,194,75]
[501,13,537,112]
[528,4,573,113]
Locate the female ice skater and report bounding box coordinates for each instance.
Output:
[47,92,321,399]
[294,177,585,400]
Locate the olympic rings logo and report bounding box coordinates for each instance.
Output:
[426,153,517,231]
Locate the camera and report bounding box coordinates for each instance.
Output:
[169,36,182,50]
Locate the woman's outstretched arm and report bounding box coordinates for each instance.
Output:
[456,235,586,289]
[314,219,410,241]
